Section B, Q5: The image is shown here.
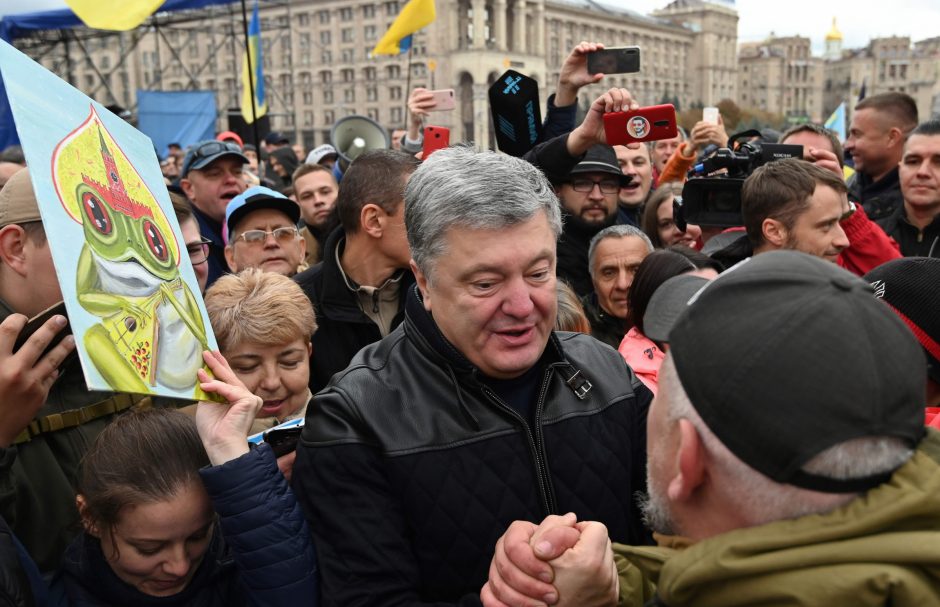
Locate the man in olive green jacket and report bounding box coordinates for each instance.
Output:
[483,251,938,607]
[0,170,149,572]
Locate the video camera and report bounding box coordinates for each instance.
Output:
[674,130,803,230]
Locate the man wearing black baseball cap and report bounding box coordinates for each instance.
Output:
[483,251,940,606]
[179,140,248,288]
[555,144,631,296]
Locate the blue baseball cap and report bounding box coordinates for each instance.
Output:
[224,186,300,245]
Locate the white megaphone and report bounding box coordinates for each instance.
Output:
[330,115,391,170]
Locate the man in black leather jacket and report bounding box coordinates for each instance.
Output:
[293,128,653,606]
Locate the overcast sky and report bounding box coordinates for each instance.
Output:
[1,0,938,56]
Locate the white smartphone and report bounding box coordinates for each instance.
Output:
[703,106,719,125]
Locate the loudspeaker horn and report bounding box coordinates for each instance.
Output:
[330,115,390,169]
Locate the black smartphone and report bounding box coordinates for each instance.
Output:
[264,423,304,458]
[587,46,641,75]
[12,301,70,357]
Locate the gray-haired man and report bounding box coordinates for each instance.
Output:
[293,146,654,606]
[582,225,653,348]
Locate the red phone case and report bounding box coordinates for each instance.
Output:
[603,104,678,145]
[422,126,450,158]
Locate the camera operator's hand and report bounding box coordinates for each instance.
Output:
[567,87,638,157]
[407,87,436,141]
[0,313,75,447]
[805,147,843,178]
[689,116,729,154]
[555,41,605,107]
[195,350,264,466]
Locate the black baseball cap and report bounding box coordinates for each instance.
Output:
[643,274,710,343]
[865,257,940,385]
[180,140,248,177]
[264,131,290,146]
[669,251,926,494]
[566,145,631,186]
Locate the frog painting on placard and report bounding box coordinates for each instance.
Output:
[0,39,218,400]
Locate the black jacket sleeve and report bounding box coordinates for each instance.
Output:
[522,132,585,185]
[537,94,578,144]
[292,388,483,607]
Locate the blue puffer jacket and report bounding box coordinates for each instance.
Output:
[50,444,318,607]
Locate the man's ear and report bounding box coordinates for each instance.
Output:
[179,177,195,201]
[761,217,787,249]
[75,495,100,538]
[886,126,906,150]
[0,225,30,276]
[667,419,706,503]
[360,204,384,239]
[411,259,432,312]
[223,244,237,272]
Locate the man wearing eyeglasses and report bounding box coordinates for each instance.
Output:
[179,140,249,288]
[170,191,210,294]
[554,145,629,297]
[224,186,306,278]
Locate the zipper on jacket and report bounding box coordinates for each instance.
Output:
[372,290,380,313]
[479,367,559,516]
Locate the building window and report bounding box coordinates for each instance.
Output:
[342,48,355,62]
[321,50,332,63]
[324,89,334,104]
[324,110,334,124]
[389,85,402,100]
[303,91,313,104]
[304,110,314,127]
[317,10,329,24]
[367,86,378,101]
[344,88,356,103]
[387,65,400,79]
[364,67,376,80]
[386,1,399,16]
[363,4,375,18]
[299,12,309,26]
[368,108,380,121]
[320,31,331,45]
[342,28,355,43]
[340,7,353,21]
[391,107,402,123]
[320,70,332,83]
[365,25,377,40]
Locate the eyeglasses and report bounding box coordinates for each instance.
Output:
[181,141,243,175]
[570,178,620,194]
[187,237,212,265]
[233,226,300,246]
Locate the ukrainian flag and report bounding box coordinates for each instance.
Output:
[65,0,163,30]
[824,102,846,142]
[241,0,267,124]
[372,0,436,56]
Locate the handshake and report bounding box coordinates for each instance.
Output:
[481,513,620,607]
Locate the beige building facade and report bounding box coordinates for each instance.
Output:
[18,0,739,151]
[737,36,824,123]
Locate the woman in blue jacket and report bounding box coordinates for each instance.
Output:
[50,351,318,606]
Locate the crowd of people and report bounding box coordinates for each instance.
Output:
[0,40,938,607]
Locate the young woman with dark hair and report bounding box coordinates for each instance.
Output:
[618,246,720,394]
[50,352,318,607]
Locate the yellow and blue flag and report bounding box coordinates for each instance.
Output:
[824,102,846,142]
[372,0,436,56]
[65,0,163,31]
[240,0,267,124]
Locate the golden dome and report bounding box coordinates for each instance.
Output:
[826,17,843,42]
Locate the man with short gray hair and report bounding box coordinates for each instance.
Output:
[582,225,653,348]
[293,146,655,606]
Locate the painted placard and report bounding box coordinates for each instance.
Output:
[0,40,217,399]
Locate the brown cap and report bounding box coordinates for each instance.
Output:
[0,168,41,228]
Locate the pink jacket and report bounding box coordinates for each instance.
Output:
[618,327,665,395]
